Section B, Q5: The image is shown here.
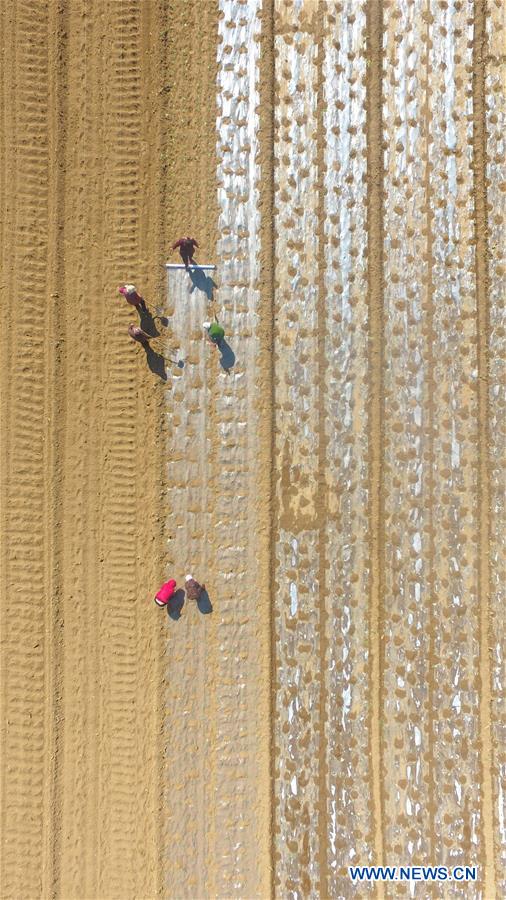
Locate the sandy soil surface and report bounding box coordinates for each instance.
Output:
[0,2,171,897]
[0,1,504,899]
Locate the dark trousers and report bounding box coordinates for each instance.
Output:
[180,249,195,268]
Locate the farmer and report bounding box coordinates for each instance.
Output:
[172,236,199,269]
[128,323,152,346]
[185,575,205,601]
[203,320,225,347]
[118,283,146,309]
[154,579,177,608]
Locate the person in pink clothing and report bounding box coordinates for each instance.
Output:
[118,283,146,309]
[128,323,152,346]
[154,579,177,607]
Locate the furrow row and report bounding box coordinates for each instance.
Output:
[162,2,219,898]
[321,3,372,894]
[273,3,321,897]
[56,3,104,895]
[163,265,212,899]
[0,2,51,896]
[428,7,482,886]
[213,2,270,897]
[485,0,505,891]
[382,1,435,883]
[95,6,150,897]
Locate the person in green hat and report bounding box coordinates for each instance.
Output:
[203,320,225,348]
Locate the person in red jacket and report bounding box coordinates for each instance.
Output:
[184,575,205,601]
[154,579,177,607]
[118,283,146,309]
[172,236,199,269]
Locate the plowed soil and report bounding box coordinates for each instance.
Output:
[1,2,504,900]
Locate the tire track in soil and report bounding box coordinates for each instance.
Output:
[57,3,103,896]
[90,3,166,897]
[55,1,168,896]
[96,6,145,893]
[44,4,67,896]
[56,4,99,896]
[0,1,64,896]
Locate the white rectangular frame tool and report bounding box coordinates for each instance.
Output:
[165,263,216,270]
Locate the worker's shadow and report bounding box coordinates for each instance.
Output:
[143,346,185,382]
[137,305,163,337]
[137,305,183,382]
[167,589,185,621]
[188,267,218,301]
[197,588,213,615]
[218,339,236,374]
[144,345,168,381]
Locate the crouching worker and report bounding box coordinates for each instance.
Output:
[154,579,177,607]
[118,283,146,309]
[128,323,152,346]
[185,575,205,601]
[203,320,225,348]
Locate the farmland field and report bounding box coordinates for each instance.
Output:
[0,1,504,898]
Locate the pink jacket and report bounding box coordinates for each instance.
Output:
[118,284,142,305]
[155,579,177,605]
